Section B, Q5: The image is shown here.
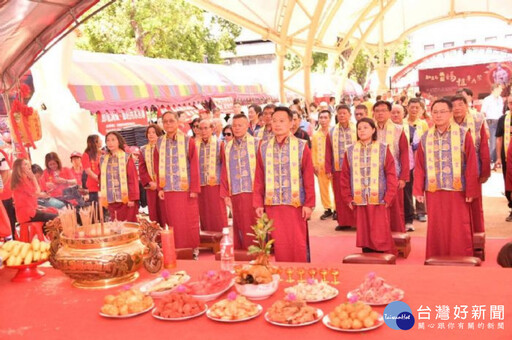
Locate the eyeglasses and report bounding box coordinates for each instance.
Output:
[223,133,232,137]
[193,125,199,128]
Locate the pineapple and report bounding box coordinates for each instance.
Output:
[235,213,277,284]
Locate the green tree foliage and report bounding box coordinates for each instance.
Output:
[76,0,241,63]
[285,52,329,72]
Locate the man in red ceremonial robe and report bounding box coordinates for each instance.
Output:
[220,114,258,249]
[254,106,315,262]
[373,100,410,233]
[325,104,356,230]
[255,104,275,142]
[154,111,200,249]
[414,99,479,258]
[452,95,490,234]
[196,119,227,232]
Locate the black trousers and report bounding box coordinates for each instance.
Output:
[404,170,415,224]
[503,161,512,209]
[2,198,17,239]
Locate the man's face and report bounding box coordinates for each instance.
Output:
[199,121,213,140]
[231,117,248,138]
[452,100,468,120]
[233,104,241,114]
[354,108,367,121]
[336,108,351,125]
[162,113,179,134]
[248,107,257,121]
[318,112,330,127]
[373,104,390,124]
[292,113,301,132]
[407,102,421,120]
[272,111,293,137]
[390,105,404,124]
[262,108,273,126]
[431,102,452,127]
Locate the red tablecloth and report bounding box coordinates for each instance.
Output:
[0,261,510,340]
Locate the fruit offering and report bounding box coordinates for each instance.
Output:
[327,301,380,330]
[208,293,260,320]
[266,297,319,324]
[284,279,338,301]
[184,270,233,295]
[350,272,403,304]
[153,292,205,318]
[144,270,190,294]
[101,289,153,316]
[0,239,51,266]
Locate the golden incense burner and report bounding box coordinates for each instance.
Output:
[46,218,162,289]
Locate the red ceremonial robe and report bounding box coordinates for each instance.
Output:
[138,146,167,228]
[154,138,200,249]
[198,142,227,232]
[220,164,256,250]
[388,131,410,233]
[470,123,491,233]
[340,146,398,254]
[325,136,355,227]
[100,156,140,222]
[414,131,479,258]
[253,140,315,262]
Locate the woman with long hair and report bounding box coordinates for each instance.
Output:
[41,152,76,200]
[340,117,398,254]
[138,124,166,226]
[82,134,102,205]
[11,158,58,226]
[99,131,139,222]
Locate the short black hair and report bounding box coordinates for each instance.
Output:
[408,98,422,106]
[461,88,473,97]
[355,104,368,113]
[249,104,262,114]
[356,117,378,141]
[451,95,468,105]
[273,106,293,120]
[232,113,248,121]
[292,98,301,105]
[336,104,351,113]
[431,98,453,111]
[263,104,276,112]
[318,109,331,118]
[373,100,392,112]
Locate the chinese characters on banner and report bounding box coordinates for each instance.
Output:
[416,304,505,331]
[418,62,512,97]
[211,96,234,114]
[96,109,148,135]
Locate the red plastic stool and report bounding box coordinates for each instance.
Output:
[18,222,46,242]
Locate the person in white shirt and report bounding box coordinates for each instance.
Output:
[481,84,504,163]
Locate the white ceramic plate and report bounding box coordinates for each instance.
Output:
[99,303,154,319]
[264,308,324,327]
[151,304,207,321]
[189,280,234,301]
[206,304,263,323]
[346,286,404,306]
[322,314,384,332]
[284,287,339,303]
[139,275,191,298]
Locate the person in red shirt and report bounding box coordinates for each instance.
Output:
[42,152,77,201]
[11,158,57,226]
[82,135,102,205]
[69,151,85,189]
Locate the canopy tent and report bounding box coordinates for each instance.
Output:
[67,50,269,113]
[187,0,512,102]
[0,0,100,93]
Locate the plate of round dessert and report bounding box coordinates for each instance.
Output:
[151,292,207,321]
[139,270,191,298]
[347,273,404,306]
[323,301,384,332]
[184,270,235,302]
[99,289,154,318]
[206,294,263,322]
[264,299,323,327]
[284,279,339,303]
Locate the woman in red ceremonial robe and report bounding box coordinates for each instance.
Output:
[340,118,397,254]
[154,111,200,249]
[414,99,479,258]
[11,158,58,226]
[99,132,139,222]
[138,124,166,227]
[42,152,77,202]
[254,106,315,262]
[82,135,102,205]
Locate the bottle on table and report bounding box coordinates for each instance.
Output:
[220,227,234,273]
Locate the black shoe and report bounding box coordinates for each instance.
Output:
[320,209,333,220]
[335,225,351,231]
[506,211,512,222]
[332,211,338,220]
